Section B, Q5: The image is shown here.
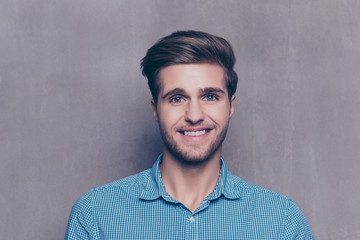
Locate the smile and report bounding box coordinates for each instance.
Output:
[179,129,210,136]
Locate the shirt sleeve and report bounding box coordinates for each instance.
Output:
[65,192,98,240]
[281,199,315,240]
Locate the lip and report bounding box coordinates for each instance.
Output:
[178,126,211,131]
[177,126,213,140]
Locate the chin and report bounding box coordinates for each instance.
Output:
[167,146,220,165]
[160,125,227,165]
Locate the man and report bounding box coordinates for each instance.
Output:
[66,30,314,239]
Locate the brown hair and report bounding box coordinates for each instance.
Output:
[141,30,238,103]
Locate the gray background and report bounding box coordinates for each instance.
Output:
[1,0,359,239]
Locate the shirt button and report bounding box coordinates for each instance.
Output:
[189,216,195,223]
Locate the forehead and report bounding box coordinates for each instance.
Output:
[158,64,226,94]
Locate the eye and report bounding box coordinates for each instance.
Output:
[203,94,218,101]
[169,96,185,103]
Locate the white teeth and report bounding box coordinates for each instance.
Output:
[184,130,206,136]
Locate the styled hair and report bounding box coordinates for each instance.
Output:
[141,30,238,103]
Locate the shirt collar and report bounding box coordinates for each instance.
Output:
[139,154,241,201]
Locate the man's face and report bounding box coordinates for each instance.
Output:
[152,63,235,164]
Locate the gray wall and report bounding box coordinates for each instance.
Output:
[1,0,359,239]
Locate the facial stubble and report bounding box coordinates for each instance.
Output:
[158,120,230,165]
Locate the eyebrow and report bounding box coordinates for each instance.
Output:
[199,87,226,95]
[162,88,186,100]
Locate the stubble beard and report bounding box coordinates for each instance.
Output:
[159,122,230,165]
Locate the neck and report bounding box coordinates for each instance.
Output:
[160,149,222,212]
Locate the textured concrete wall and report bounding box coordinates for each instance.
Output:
[1,1,359,239]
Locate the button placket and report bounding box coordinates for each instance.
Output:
[185,214,199,240]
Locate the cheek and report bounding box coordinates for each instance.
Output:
[158,106,184,126]
[205,104,231,121]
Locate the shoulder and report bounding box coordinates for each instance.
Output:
[224,174,314,238]
[74,168,153,207]
[228,174,297,209]
[66,169,155,239]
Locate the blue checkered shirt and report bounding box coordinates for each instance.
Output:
[65,155,314,239]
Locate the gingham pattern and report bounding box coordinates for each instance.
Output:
[65,155,314,239]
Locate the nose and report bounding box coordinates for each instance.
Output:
[185,100,204,124]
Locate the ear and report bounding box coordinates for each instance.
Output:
[151,99,159,121]
[229,95,235,117]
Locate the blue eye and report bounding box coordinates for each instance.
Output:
[170,96,184,103]
[204,94,218,101]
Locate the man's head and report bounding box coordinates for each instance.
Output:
[141,31,238,164]
[141,30,238,104]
